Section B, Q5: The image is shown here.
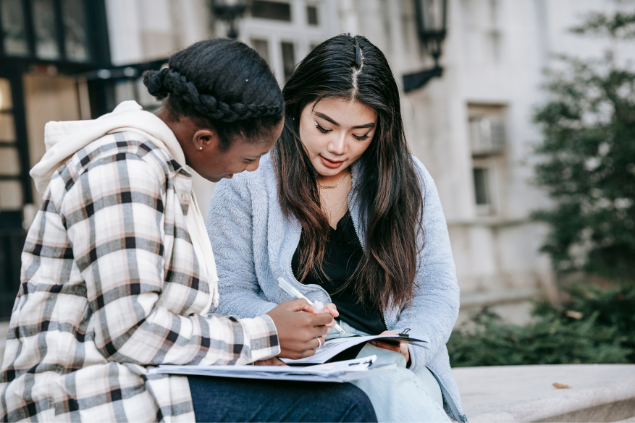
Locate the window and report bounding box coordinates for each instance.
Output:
[32,0,60,60]
[62,0,90,62]
[0,0,93,62]
[0,78,23,212]
[468,104,507,156]
[307,5,318,25]
[251,1,291,22]
[281,41,295,79]
[251,38,270,65]
[1,0,29,56]
[473,168,490,206]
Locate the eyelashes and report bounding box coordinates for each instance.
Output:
[315,124,370,141]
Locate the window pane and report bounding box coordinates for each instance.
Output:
[307,5,318,25]
[473,168,490,205]
[0,79,13,111]
[281,41,295,79]
[251,38,270,64]
[62,0,89,62]
[0,180,23,211]
[252,1,291,21]
[33,0,60,60]
[0,114,16,142]
[1,0,29,56]
[0,147,20,176]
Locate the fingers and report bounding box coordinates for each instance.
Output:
[317,334,327,349]
[370,341,401,353]
[325,303,339,317]
[401,344,410,363]
[254,357,289,366]
[284,298,313,312]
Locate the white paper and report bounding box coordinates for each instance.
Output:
[281,334,426,365]
[148,355,396,383]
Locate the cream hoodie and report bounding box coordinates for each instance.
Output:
[30,100,219,309]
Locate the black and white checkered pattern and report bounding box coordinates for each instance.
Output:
[0,133,280,422]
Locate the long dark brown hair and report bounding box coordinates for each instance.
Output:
[273,34,425,311]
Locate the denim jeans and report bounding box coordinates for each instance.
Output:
[188,375,378,422]
[327,320,451,423]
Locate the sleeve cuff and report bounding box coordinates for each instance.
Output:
[239,314,281,363]
[407,345,416,369]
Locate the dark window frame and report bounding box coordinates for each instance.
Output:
[0,0,110,66]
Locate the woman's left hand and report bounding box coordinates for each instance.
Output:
[370,330,409,364]
[254,357,288,366]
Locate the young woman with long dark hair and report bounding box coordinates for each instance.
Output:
[207,34,468,423]
[0,39,377,423]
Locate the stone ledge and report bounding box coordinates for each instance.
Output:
[454,364,635,422]
[460,288,541,309]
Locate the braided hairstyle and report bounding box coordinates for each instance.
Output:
[143,38,284,149]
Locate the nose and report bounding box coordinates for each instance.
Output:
[245,158,261,172]
[327,132,346,156]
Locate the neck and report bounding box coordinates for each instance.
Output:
[317,168,350,186]
[155,107,192,165]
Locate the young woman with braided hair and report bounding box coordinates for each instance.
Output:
[0,39,377,423]
[207,35,469,423]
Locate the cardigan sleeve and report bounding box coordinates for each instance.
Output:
[205,172,280,318]
[61,154,280,366]
[391,157,460,372]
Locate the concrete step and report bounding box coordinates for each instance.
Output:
[454,364,635,422]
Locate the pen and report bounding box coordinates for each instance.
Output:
[278,277,346,335]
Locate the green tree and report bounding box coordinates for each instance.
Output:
[533,11,635,281]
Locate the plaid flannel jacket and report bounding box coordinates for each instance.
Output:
[0,132,280,422]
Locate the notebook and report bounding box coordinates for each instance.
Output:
[281,334,427,365]
[149,355,396,383]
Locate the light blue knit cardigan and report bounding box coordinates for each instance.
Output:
[206,153,468,423]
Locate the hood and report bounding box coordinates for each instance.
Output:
[29,100,220,310]
[30,101,185,194]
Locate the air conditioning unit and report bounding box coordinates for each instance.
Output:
[469,117,506,156]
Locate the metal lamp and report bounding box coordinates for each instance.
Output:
[212,0,247,39]
[403,0,448,92]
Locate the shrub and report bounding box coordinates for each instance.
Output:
[448,283,635,367]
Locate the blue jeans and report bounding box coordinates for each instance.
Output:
[327,320,451,423]
[188,376,377,422]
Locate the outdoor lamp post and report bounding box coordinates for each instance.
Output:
[212,0,247,39]
[403,0,448,92]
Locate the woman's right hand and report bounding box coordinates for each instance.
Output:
[266,299,334,359]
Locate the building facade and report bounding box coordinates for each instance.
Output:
[1,0,630,321]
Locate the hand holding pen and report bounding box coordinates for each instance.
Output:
[278,278,346,335]
[266,299,333,359]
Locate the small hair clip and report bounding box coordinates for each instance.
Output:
[354,38,362,68]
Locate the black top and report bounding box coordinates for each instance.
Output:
[291,211,388,335]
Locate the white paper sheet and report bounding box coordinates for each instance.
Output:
[148,355,396,383]
[281,334,426,365]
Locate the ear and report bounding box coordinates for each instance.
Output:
[193,129,219,152]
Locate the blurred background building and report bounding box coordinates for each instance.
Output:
[0,0,631,321]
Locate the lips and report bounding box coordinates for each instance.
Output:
[320,155,344,169]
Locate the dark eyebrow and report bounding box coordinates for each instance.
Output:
[314,112,376,129]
